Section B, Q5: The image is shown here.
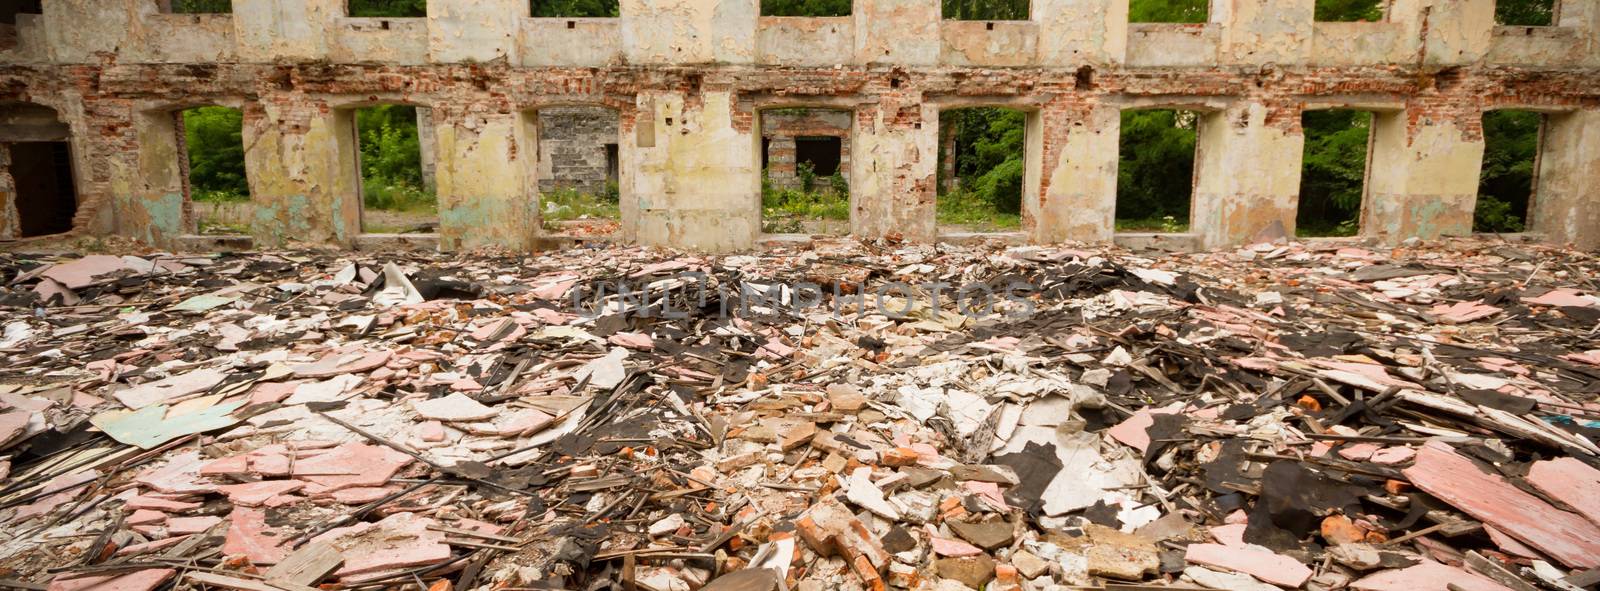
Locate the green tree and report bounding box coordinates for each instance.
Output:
[1297,110,1370,236]
[356,105,425,189]
[941,108,1027,214]
[761,0,850,16]
[1475,110,1540,233]
[532,0,620,17]
[347,0,427,17]
[182,106,249,200]
[1116,109,1196,224]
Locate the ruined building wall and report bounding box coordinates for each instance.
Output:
[0,0,1597,252]
[761,109,852,190]
[536,106,620,195]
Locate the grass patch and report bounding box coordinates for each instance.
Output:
[364,182,436,213]
[936,189,1021,232]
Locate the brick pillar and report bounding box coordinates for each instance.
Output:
[1362,105,1485,244]
[432,107,540,251]
[1530,110,1600,249]
[768,135,797,189]
[1191,100,1305,249]
[417,108,437,193]
[631,89,761,252]
[1034,0,1126,65]
[244,98,362,247]
[1033,98,1118,243]
[851,83,937,242]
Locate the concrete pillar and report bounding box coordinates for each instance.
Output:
[0,144,16,240]
[1362,108,1485,244]
[1035,0,1127,65]
[855,0,940,65]
[1033,99,1119,243]
[106,110,187,246]
[620,0,756,65]
[1214,0,1313,65]
[1530,110,1600,249]
[1192,101,1305,248]
[243,99,362,247]
[1389,0,1494,66]
[631,89,761,252]
[851,88,937,242]
[428,0,520,63]
[417,108,437,193]
[233,0,336,62]
[432,108,540,251]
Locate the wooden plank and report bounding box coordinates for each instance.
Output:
[186,572,321,591]
[260,541,343,587]
[1402,441,1600,569]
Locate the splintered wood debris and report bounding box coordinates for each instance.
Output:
[1,237,1599,591]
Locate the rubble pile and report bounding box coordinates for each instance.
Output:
[1,238,1598,591]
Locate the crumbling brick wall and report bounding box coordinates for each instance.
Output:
[0,0,1596,252]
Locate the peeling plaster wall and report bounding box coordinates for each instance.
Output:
[0,0,1596,252]
[0,144,16,239]
[1531,111,1600,249]
[1191,101,1305,248]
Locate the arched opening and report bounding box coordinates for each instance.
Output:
[526,105,625,239]
[757,107,852,236]
[936,106,1032,236]
[1115,108,1198,234]
[0,103,77,238]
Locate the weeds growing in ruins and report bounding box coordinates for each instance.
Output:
[543,186,621,223]
[761,168,850,234]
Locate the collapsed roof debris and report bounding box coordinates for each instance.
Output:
[1,238,1600,591]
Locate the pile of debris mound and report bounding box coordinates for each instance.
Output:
[1,237,1598,591]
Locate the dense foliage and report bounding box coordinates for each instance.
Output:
[1476,110,1541,233]
[1116,110,1196,229]
[1497,0,1556,26]
[182,107,249,201]
[1297,110,1370,236]
[1128,0,1207,23]
[355,105,434,211]
[1313,0,1382,21]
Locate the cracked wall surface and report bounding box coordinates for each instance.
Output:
[0,0,1597,252]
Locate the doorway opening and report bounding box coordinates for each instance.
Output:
[759,107,852,236]
[1475,109,1543,233]
[1296,109,1373,237]
[350,105,436,234]
[1116,108,1197,233]
[179,106,250,235]
[530,106,623,237]
[1,103,77,238]
[936,107,1027,234]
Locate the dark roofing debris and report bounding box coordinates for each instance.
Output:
[1,237,1599,591]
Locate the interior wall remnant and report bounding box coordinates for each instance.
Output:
[1530,110,1600,249]
[536,106,621,195]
